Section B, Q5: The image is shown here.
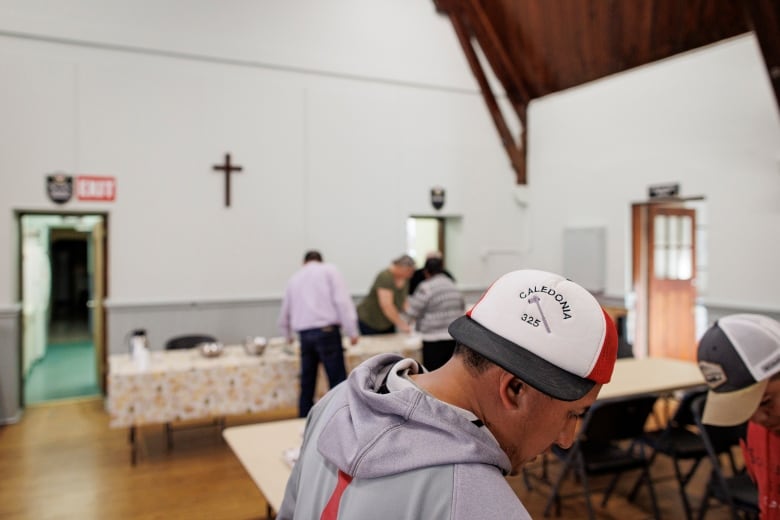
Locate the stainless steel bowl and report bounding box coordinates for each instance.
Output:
[199,341,225,358]
[244,336,267,356]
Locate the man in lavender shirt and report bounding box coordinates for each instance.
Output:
[278,250,360,417]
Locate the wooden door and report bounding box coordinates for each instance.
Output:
[632,204,697,360]
[90,219,108,393]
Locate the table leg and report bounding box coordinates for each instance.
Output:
[129,426,137,465]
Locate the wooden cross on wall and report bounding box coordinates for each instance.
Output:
[212,153,243,207]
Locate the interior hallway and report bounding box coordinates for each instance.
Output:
[24,320,98,404]
[0,398,740,519]
[24,341,99,403]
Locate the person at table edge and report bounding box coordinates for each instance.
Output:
[356,254,415,335]
[278,250,359,418]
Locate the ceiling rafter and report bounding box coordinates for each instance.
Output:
[440,0,527,183]
[434,1,777,185]
[744,0,780,110]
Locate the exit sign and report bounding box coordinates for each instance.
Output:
[76,175,116,201]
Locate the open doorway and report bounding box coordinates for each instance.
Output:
[19,212,108,404]
[406,217,445,268]
[406,215,462,283]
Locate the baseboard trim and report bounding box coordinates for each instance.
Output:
[0,411,22,425]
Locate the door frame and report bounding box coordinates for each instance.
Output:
[631,198,701,359]
[407,214,464,273]
[15,209,109,403]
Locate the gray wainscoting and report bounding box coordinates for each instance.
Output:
[704,304,780,326]
[107,297,286,354]
[4,292,777,425]
[106,289,488,355]
[0,306,21,424]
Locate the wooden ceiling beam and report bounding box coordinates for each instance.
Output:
[744,0,780,112]
[445,2,526,183]
[434,0,760,186]
[461,0,531,116]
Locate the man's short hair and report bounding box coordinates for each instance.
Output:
[392,254,415,268]
[424,257,444,275]
[304,250,323,262]
[454,343,492,374]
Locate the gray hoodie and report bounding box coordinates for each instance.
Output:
[278,353,532,519]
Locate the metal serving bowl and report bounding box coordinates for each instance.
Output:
[199,341,225,358]
[244,336,268,356]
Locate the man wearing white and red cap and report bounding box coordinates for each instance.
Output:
[697,314,780,520]
[278,269,618,519]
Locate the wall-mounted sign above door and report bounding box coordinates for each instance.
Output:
[46,174,116,204]
[430,186,445,210]
[46,174,73,204]
[648,182,680,199]
[76,175,116,201]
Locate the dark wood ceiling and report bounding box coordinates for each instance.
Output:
[434,0,780,183]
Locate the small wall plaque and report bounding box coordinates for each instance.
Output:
[430,186,445,210]
[648,183,680,199]
[46,173,73,204]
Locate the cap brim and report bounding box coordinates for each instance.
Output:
[448,315,595,401]
[702,379,768,426]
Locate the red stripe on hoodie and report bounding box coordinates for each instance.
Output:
[320,470,353,520]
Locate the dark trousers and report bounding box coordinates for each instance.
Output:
[358,320,395,336]
[298,325,347,418]
[422,339,456,371]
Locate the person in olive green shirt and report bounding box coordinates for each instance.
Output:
[357,254,416,335]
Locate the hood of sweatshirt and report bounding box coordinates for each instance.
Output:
[316,353,512,479]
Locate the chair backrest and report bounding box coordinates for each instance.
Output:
[668,386,709,429]
[580,394,658,443]
[616,338,635,359]
[165,334,217,350]
[690,394,748,456]
[690,393,757,515]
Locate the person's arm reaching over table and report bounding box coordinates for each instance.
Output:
[377,287,410,333]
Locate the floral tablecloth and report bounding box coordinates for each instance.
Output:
[107,334,421,428]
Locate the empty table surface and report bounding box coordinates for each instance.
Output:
[224,418,305,515]
[598,357,705,400]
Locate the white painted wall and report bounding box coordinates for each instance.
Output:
[0,1,778,310]
[526,36,780,309]
[0,0,523,310]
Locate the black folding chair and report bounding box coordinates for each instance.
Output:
[630,387,709,520]
[543,394,661,519]
[164,334,217,350]
[690,394,759,520]
[163,334,223,450]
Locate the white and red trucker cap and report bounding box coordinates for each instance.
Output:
[448,269,618,401]
[697,314,780,426]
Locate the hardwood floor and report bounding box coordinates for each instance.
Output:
[0,398,739,519]
[0,398,288,519]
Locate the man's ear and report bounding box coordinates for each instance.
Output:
[499,372,524,410]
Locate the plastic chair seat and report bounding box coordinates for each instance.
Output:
[643,427,708,458]
[543,394,660,520]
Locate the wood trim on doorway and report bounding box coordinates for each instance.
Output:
[15,210,110,400]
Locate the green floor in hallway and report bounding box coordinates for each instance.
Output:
[24,341,100,403]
